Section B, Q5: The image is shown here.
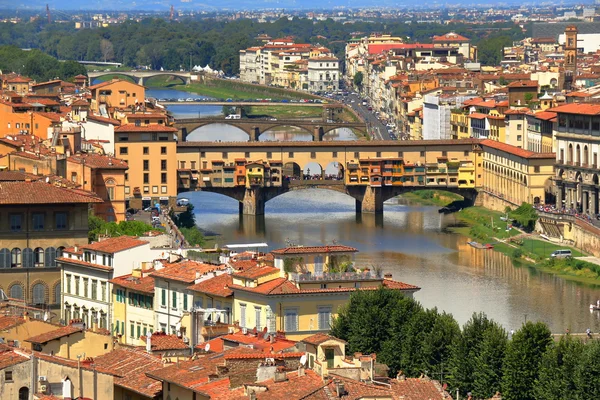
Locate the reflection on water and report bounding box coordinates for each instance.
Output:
[185,188,600,333]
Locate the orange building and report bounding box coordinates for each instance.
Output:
[0,99,63,140]
[89,79,145,113]
[114,124,178,209]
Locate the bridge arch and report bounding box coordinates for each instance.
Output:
[283,162,302,180]
[186,123,250,142]
[303,162,324,180]
[142,74,188,85]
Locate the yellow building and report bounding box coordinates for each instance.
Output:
[0,174,101,308]
[88,79,145,113]
[450,108,470,139]
[110,269,155,346]
[481,139,555,206]
[114,124,179,209]
[24,324,114,359]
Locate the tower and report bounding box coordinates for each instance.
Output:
[564,25,578,75]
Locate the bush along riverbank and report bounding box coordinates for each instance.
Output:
[407,192,600,285]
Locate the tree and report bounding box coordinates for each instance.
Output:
[353,71,363,87]
[172,204,196,229]
[100,39,114,62]
[509,202,538,232]
[88,216,155,242]
[502,321,552,400]
[574,339,600,399]
[180,227,206,246]
[535,336,584,400]
[471,321,508,399]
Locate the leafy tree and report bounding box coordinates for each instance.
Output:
[353,71,363,87]
[420,311,460,381]
[88,216,154,242]
[472,321,508,399]
[574,339,600,399]
[502,321,552,400]
[535,336,584,400]
[172,204,196,229]
[509,202,538,232]
[180,227,206,246]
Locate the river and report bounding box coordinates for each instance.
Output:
[150,86,600,334]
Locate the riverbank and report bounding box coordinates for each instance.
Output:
[404,190,600,285]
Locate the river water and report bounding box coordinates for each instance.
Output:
[149,86,600,334]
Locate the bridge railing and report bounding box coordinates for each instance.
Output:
[289,271,383,282]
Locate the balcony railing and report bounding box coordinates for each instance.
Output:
[289,271,382,282]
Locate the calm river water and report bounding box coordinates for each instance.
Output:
[147,86,600,333]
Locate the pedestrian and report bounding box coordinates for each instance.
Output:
[566,328,570,335]
[586,328,592,338]
[510,329,515,337]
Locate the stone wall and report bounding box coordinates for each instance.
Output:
[478,191,519,212]
[570,221,600,257]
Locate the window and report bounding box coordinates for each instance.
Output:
[143,160,149,171]
[289,152,294,158]
[255,307,261,330]
[191,161,196,170]
[32,213,45,230]
[534,166,540,173]
[143,147,149,155]
[161,146,167,155]
[311,152,316,159]
[183,293,188,311]
[32,283,45,304]
[172,291,177,309]
[153,186,158,194]
[420,151,425,157]
[75,277,80,296]
[5,371,12,381]
[130,323,134,338]
[137,325,141,339]
[101,282,106,301]
[245,152,250,158]
[267,152,272,159]
[9,284,23,300]
[161,160,167,170]
[120,147,128,155]
[66,274,71,294]
[239,304,247,328]
[91,280,97,300]
[83,278,89,297]
[143,173,149,184]
[284,308,298,332]
[332,151,337,157]
[222,152,228,159]
[10,248,21,268]
[200,152,205,158]
[9,214,22,232]
[318,306,332,330]
[464,151,469,156]
[161,173,167,184]
[55,212,67,229]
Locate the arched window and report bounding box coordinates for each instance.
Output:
[44,247,57,268]
[22,248,34,268]
[32,283,46,305]
[57,247,65,258]
[0,249,10,268]
[584,145,589,166]
[576,145,581,165]
[34,248,44,267]
[106,179,116,201]
[18,387,29,400]
[9,284,23,300]
[11,248,21,268]
[54,283,61,304]
[568,144,573,163]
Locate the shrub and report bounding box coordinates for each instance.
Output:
[511,248,523,259]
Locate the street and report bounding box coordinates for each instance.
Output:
[343,92,392,141]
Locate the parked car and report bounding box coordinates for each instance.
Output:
[551,249,572,259]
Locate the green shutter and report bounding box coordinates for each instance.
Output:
[161,289,166,306]
[183,294,188,311]
[172,291,177,308]
[137,325,141,339]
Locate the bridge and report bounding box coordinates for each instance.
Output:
[160,101,327,106]
[175,139,483,215]
[87,70,192,86]
[175,117,368,142]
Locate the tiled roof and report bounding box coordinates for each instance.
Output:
[217,331,297,352]
[230,278,298,295]
[6,76,31,83]
[109,274,154,294]
[432,32,470,42]
[187,273,233,298]
[254,369,326,400]
[34,112,63,122]
[504,107,531,115]
[271,245,358,255]
[481,139,555,159]
[68,153,128,170]
[0,316,25,331]
[25,325,82,344]
[150,260,226,284]
[548,103,600,115]
[86,114,121,125]
[531,111,557,121]
[141,332,188,351]
[0,347,29,369]
[71,99,89,106]
[382,278,421,291]
[230,259,260,271]
[0,171,36,181]
[88,348,163,397]
[301,333,346,346]
[506,80,538,88]
[56,257,113,271]
[223,351,304,360]
[81,236,148,254]
[0,181,102,205]
[390,377,449,399]
[469,113,487,120]
[232,266,279,280]
[115,124,178,133]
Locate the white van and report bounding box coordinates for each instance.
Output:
[551,249,572,259]
[225,114,241,120]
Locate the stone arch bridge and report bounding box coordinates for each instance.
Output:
[175,117,368,142]
[87,70,192,86]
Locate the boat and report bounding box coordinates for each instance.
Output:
[590,304,600,311]
[468,241,494,250]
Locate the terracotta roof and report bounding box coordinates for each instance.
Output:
[506,80,538,88]
[81,236,148,254]
[481,139,555,159]
[432,32,470,42]
[548,103,600,115]
[56,256,113,271]
[86,114,121,125]
[0,171,36,182]
[187,273,233,297]
[68,153,128,170]
[224,351,304,360]
[141,332,188,351]
[390,377,449,399]
[504,107,531,115]
[89,80,143,91]
[150,261,226,284]
[218,331,297,352]
[271,245,358,255]
[232,266,279,280]
[34,112,63,122]
[382,278,421,290]
[25,325,82,344]
[0,347,29,369]
[0,316,25,331]
[115,124,178,133]
[253,369,326,400]
[301,333,347,346]
[0,181,102,205]
[531,111,557,121]
[6,76,31,83]
[469,113,487,120]
[71,99,90,106]
[109,274,154,294]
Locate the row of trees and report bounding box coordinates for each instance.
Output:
[0,45,87,82]
[0,17,526,76]
[331,288,600,400]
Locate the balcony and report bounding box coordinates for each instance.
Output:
[289,271,383,282]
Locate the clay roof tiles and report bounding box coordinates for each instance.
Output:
[115,124,178,133]
[0,347,29,369]
[81,236,148,254]
[150,260,226,284]
[548,103,600,115]
[301,333,347,346]
[25,325,82,344]
[0,181,102,205]
[481,139,555,159]
[187,273,233,297]
[141,333,188,351]
[271,245,358,255]
[109,274,154,294]
[232,266,279,280]
[68,153,128,169]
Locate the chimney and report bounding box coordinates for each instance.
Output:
[336,381,346,397]
[273,371,287,383]
[146,332,152,353]
[74,245,78,253]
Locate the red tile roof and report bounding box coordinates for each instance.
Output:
[68,153,128,170]
[232,266,279,280]
[82,236,148,254]
[390,377,449,399]
[115,124,178,133]
[252,369,326,400]
[0,316,25,331]
[481,139,555,159]
[141,332,189,351]
[0,347,29,369]
[506,80,538,88]
[187,273,233,298]
[548,103,600,115]
[151,261,226,284]
[6,76,31,83]
[87,348,163,397]
[25,325,82,344]
[432,32,470,42]
[271,245,358,255]
[223,351,304,360]
[86,114,121,125]
[0,181,102,205]
[56,256,113,271]
[218,331,297,352]
[301,333,346,346]
[109,274,154,294]
[469,113,487,120]
[531,111,557,121]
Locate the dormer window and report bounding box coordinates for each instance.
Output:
[84,252,91,262]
